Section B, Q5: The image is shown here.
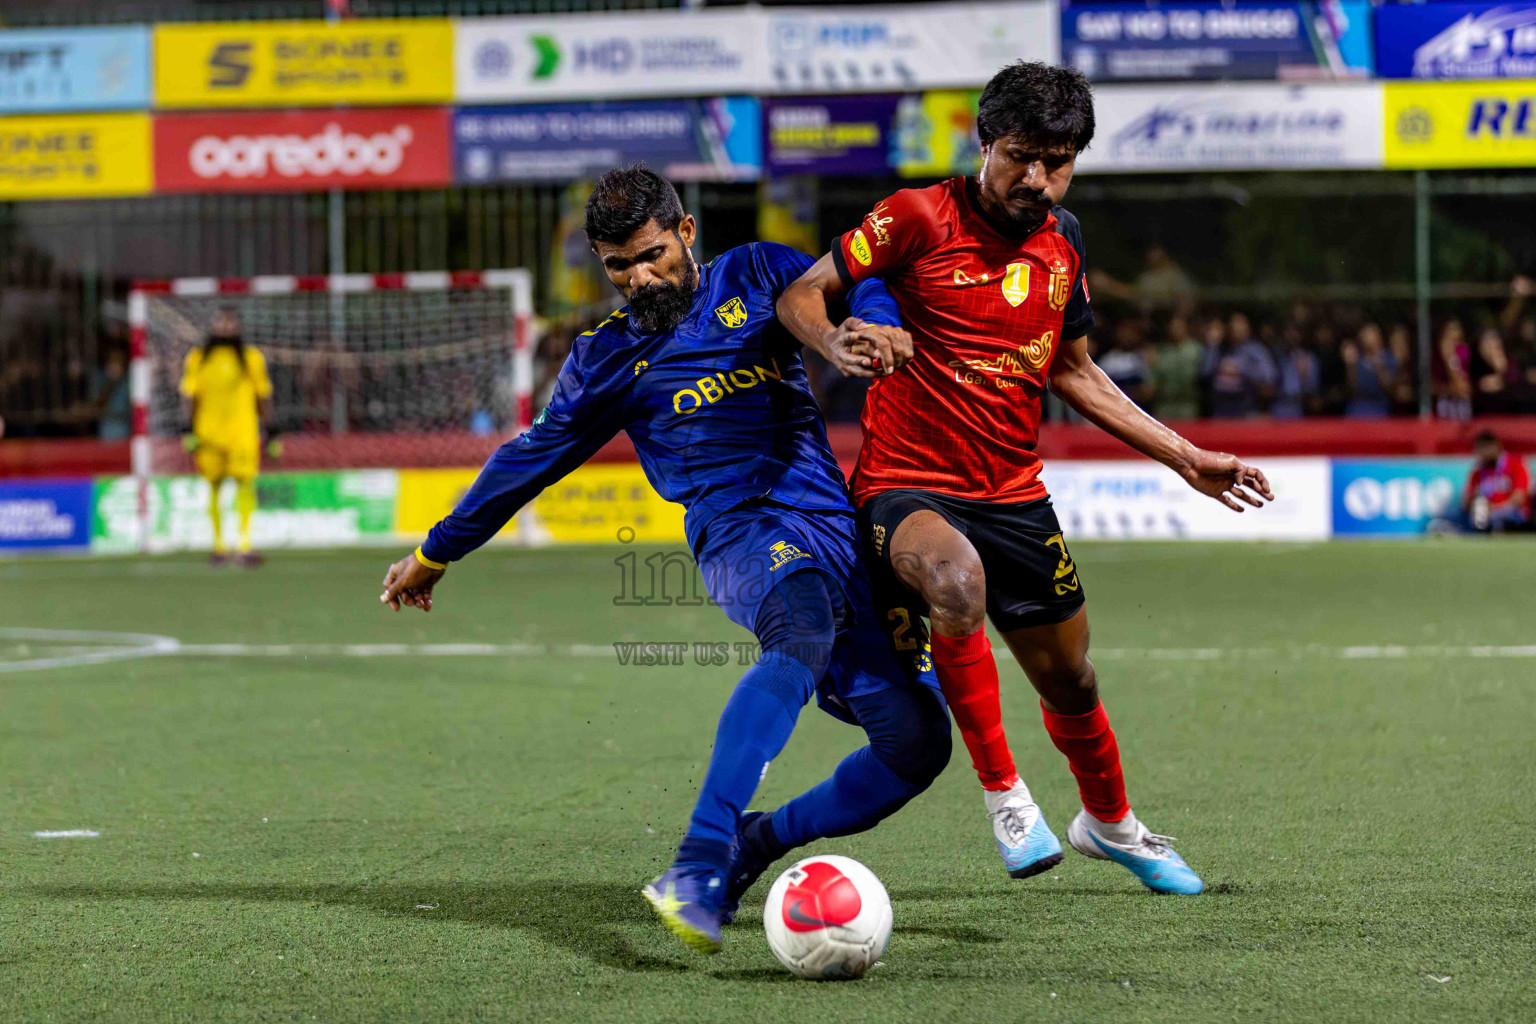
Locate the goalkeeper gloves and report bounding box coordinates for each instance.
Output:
[264,429,284,461]
[182,433,201,453]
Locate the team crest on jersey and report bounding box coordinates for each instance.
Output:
[1001,262,1030,307]
[850,230,873,267]
[1047,260,1072,311]
[769,540,812,572]
[714,296,749,329]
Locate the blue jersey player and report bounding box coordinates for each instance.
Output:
[379,166,950,956]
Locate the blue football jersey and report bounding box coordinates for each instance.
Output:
[420,242,902,562]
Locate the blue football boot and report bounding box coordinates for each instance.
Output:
[985,782,1064,879]
[1067,809,1205,895]
[642,865,725,954]
[721,811,778,926]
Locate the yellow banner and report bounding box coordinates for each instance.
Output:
[396,464,685,546]
[154,19,453,108]
[897,90,982,178]
[0,113,152,200]
[1384,82,1536,169]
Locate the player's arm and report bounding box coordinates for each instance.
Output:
[757,243,911,377]
[1048,334,1273,513]
[179,349,202,451]
[380,350,628,612]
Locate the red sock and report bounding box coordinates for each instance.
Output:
[930,628,1019,792]
[1041,700,1130,822]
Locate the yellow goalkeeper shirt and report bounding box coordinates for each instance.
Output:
[180,343,271,451]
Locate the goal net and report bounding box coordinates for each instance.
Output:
[126,270,535,551]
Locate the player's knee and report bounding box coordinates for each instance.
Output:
[755,569,836,680]
[863,690,952,788]
[1039,658,1098,714]
[923,556,986,635]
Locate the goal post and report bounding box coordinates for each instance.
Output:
[128,269,536,553]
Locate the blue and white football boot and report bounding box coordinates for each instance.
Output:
[984,781,1064,879]
[1067,809,1204,895]
[642,865,725,955]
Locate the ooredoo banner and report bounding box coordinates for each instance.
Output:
[153,108,453,193]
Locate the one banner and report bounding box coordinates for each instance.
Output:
[395,465,685,545]
[92,470,398,553]
[894,90,983,177]
[0,478,93,550]
[0,112,152,200]
[1075,82,1384,173]
[763,95,900,176]
[1062,1,1374,82]
[767,2,1058,93]
[1384,81,1536,169]
[1040,457,1331,540]
[454,97,761,184]
[1376,3,1536,80]
[154,108,453,193]
[0,26,152,113]
[1331,457,1470,535]
[455,10,765,103]
[154,19,453,108]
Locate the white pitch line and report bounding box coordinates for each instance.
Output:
[32,830,101,838]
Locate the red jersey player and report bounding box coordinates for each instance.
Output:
[1464,430,1532,532]
[778,62,1272,895]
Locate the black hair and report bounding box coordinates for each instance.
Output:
[584,164,685,247]
[1474,429,1500,445]
[204,303,248,374]
[977,61,1096,153]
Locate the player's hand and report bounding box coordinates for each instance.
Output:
[380,553,445,612]
[821,318,910,378]
[860,323,915,375]
[181,433,201,453]
[1179,450,1273,513]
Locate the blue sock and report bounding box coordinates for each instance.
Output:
[768,746,923,849]
[676,650,815,878]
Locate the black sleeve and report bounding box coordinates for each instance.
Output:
[1055,208,1095,340]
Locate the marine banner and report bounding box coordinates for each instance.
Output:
[1375,2,1536,80]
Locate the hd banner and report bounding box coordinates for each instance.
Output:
[1376,3,1536,80]
[154,19,453,108]
[0,112,152,199]
[1384,81,1536,169]
[0,26,151,114]
[1075,82,1384,173]
[154,108,453,193]
[454,98,760,184]
[455,10,763,103]
[1062,0,1374,81]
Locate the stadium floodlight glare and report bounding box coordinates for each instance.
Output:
[128,269,535,554]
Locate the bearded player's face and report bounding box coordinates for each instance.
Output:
[593,216,700,334]
[977,135,1078,234]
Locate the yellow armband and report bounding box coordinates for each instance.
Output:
[414,547,448,571]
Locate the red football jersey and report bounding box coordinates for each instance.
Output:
[1465,453,1532,514]
[834,177,1094,506]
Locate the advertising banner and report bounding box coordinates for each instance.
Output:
[1376,3,1536,80]
[154,108,453,193]
[763,95,900,176]
[455,10,764,103]
[0,112,152,200]
[0,26,151,114]
[767,2,1058,94]
[1331,457,1470,536]
[154,19,453,108]
[1040,458,1331,540]
[1384,81,1536,169]
[92,470,398,553]
[894,90,984,177]
[1075,82,1383,173]
[396,465,685,545]
[0,478,93,550]
[454,98,760,184]
[1062,1,1373,82]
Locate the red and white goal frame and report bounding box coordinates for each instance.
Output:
[127,269,535,553]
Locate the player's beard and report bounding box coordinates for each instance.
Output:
[999,188,1052,234]
[628,256,698,334]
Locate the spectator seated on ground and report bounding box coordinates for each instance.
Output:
[1461,430,1532,533]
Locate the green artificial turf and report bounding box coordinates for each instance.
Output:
[1,541,1532,1022]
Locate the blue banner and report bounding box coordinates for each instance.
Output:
[0,26,151,114]
[454,97,760,184]
[1376,3,1536,79]
[1331,458,1472,536]
[763,94,902,177]
[0,478,93,550]
[1062,1,1374,81]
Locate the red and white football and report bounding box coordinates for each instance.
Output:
[762,854,892,979]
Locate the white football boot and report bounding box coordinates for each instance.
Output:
[984,781,1064,879]
[1067,809,1204,894]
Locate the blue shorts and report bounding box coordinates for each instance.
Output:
[695,499,940,723]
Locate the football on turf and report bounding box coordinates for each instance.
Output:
[762,854,892,980]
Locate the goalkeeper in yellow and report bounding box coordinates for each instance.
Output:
[180,306,273,567]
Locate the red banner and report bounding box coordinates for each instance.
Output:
[153,108,452,193]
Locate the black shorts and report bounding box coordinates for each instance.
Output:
[859,489,1086,633]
